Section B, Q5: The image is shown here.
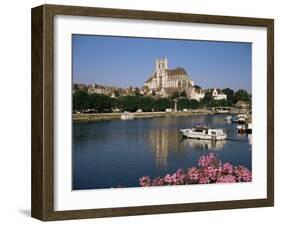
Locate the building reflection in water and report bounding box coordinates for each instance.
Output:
[146,128,182,168]
[248,134,252,146]
[146,127,225,168]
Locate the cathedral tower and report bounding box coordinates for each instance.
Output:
[155,58,168,88]
[155,58,168,72]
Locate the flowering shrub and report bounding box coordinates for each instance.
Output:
[139,153,252,187]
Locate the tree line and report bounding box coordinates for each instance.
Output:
[73,88,251,113]
[73,91,173,113]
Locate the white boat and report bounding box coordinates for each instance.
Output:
[231,114,247,124]
[237,117,247,124]
[216,109,229,114]
[121,112,135,120]
[225,115,232,121]
[238,114,248,119]
[215,107,230,114]
[180,126,227,141]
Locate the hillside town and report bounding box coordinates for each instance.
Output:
[74,58,229,100]
[73,58,251,115]
[74,81,227,101]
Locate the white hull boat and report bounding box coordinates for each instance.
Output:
[121,112,135,120]
[225,115,232,121]
[216,110,229,114]
[180,126,227,141]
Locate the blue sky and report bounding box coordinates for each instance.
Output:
[72,35,252,92]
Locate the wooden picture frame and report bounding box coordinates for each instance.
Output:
[31,4,274,221]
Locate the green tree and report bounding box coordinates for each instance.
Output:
[177,98,189,110]
[189,99,199,109]
[220,99,230,107]
[135,87,141,96]
[201,91,213,107]
[89,94,115,112]
[234,89,250,102]
[114,90,121,97]
[73,83,79,92]
[73,90,90,112]
[200,98,230,108]
[129,86,133,94]
[154,98,173,111]
[222,88,235,104]
[110,97,118,109]
[118,96,140,112]
[138,96,155,112]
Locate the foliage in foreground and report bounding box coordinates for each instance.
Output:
[139,153,252,186]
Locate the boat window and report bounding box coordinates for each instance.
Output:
[212,131,216,135]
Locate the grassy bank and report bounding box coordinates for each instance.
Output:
[73,109,215,122]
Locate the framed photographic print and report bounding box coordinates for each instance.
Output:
[31,4,274,221]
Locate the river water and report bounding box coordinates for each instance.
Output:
[73,114,252,190]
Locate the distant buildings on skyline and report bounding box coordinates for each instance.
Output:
[73,58,227,101]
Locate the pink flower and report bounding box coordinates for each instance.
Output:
[203,166,218,181]
[151,177,165,186]
[139,176,151,187]
[198,153,220,168]
[174,169,186,184]
[222,162,234,174]
[170,173,178,184]
[199,176,211,184]
[217,166,223,175]
[187,167,201,182]
[234,166,252,182]
[164,174,174,184]
[139,153,252,187]
[217,174,236,183]
[198,155,208,167]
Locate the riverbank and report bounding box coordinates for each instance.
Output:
[73,109,215,122]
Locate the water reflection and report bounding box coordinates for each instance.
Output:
[147,128,181,168]
[146,127,226,168]
[248,134,252,145]
[182,139,226,151]
[73,114,252,190]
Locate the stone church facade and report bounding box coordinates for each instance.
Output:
[144,58,202,99]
